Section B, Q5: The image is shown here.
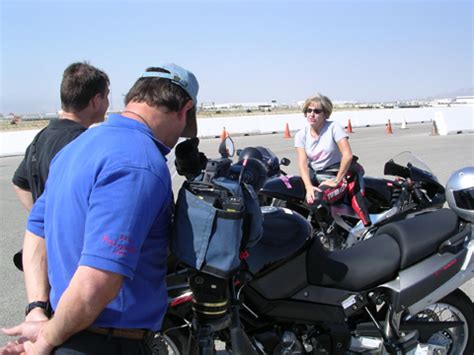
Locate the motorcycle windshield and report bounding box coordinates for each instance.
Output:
[384,151,439,183]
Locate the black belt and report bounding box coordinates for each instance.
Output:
[86,327,150,340]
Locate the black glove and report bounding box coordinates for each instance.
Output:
[175,137,208,179]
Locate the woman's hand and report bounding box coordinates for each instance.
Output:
[305,185,319,204]
[319,179,338,189]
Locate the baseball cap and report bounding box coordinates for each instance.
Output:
[141,63,199,106]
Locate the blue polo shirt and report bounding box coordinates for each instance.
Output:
[27,114,172,331]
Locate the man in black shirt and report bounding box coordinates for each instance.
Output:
[12,62,110,270]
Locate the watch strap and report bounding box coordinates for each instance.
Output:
[25,301,52,317]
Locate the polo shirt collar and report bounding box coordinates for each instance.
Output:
[48,118,86,130]
[105,114,171,156]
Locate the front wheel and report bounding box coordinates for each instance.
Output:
[403,289,474,355]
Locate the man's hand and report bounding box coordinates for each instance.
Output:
[1,318,48,355]
[1,338,25,355]
[22,328,55,355]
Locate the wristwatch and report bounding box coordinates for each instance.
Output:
[25,301,52,317]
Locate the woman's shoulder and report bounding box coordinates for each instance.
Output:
[295,126,308,137]
[326,119,341,127]
[326,119,348,140]
[326,120,345,131]
[294,126,309,146]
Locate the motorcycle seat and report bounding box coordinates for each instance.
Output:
[374,208,458,269]
[307,233,401,291]
[306,209,458,291]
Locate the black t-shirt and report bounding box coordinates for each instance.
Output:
[12,119,86,201]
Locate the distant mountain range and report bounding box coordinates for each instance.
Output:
[425,87,474,100]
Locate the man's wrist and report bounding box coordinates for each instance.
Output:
[26,307,51,321]
[37,326,58,350]
[25,301,52,318]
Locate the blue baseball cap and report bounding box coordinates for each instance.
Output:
[141,63,199,106]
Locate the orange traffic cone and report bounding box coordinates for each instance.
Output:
[284,123,291,138]
[386,119,393,134]
[347,119,353,133]
[430,120,439,136]
[220,127,227,141]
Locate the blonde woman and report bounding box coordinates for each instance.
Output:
[295,93,353,204]
[294,93,371,227]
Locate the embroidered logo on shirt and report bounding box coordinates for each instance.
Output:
[102,234,137,256]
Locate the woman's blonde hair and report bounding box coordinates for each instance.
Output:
[302,93,333,118]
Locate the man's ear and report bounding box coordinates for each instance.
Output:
[90,93,102,109]
[180,100,197,138]
[178,100,194,120]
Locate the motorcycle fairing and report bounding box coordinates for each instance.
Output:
[408,164,446,207]
[429,191,446,208]
[248,249,308,300]
[363,176,393,211]
[383,247,467,313]
[241,283,349,324]
[407,164,439,185]
[407,235,474,316]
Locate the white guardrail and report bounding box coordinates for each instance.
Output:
[1,105,472,157]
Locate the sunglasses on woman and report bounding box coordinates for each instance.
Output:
[305,108,324,114]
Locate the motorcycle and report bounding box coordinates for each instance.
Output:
[259,151,446,250]
[155,138,473,355]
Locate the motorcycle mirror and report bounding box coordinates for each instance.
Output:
[280,158,291,166]
[218,137,235,158]
[236,149,242,157]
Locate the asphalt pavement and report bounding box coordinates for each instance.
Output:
[1,122,473,346]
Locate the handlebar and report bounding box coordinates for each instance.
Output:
[413,185,425,202]
[393,178,431,209]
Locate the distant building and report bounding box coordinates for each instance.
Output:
[201,101,281,112]
[430,98,453,106]
[398,101,421,108]
[452,96,474,105]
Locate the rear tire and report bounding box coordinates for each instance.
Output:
[404,289,474,355]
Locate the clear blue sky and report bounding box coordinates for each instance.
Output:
[1,0,472,114]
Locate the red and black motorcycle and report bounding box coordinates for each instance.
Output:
[258,151,446,250]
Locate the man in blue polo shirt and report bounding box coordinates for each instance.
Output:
[2,64,199,354]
